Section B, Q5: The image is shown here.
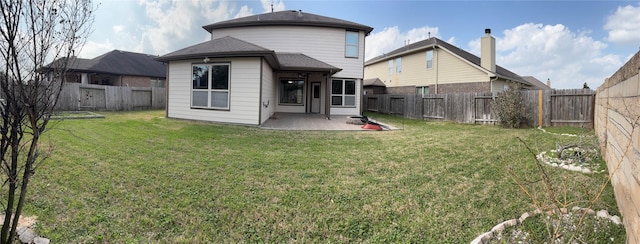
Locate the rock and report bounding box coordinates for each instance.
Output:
[610,215,622,225]
[18,227,36,244]
[491,222,506,232]
[34,237,50,244]
[597,210,610,218]
[519,212,530,222]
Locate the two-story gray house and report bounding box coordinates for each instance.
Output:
[157,10,373,125]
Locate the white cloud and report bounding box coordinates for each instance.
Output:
[234,5,253,18]
[365,25,439,60]
[605,4,640,45]
[261,0,285,13]
[469,23,623,89]
[113,25,125,34]
[80,40,116,58]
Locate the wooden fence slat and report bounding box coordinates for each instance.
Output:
[363,89,595,128]
[55,83,166,111]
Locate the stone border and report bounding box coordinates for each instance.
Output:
[536,148,604,174]
[470,207,621,244]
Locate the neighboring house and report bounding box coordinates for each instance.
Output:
[156,10,373,125]
[363,78,386,94]
[522,76,551,90]
[364,29,530,95]
[61,50,166,87]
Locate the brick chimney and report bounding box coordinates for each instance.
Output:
[481,28,496,73]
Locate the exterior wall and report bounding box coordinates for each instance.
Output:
[386,86,416,95]
[437,82,490,94]
[213,26,365,79]
[166,57,262,125]
[595,51,640,244]
[364,47,489,93]
[259,58,276,124]
[121,76,151,87]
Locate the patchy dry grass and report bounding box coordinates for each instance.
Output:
[16,110,622,242]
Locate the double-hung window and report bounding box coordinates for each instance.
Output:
[396,58,402,73]
[192,63,230,109]
[388,60,394,75]
[426,50,434,69]
[345,31,359,58]
[331,79,356,107]
[416,86,429,96]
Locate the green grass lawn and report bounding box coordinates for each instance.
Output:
[21,110,622,242]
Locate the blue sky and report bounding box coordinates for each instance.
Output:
[84,0,640,89]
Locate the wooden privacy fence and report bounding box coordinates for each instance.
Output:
[56,83,166,111]
[364,89,595,128]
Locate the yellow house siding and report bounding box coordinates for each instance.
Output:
[436,49,488,84]
[364,47,490,90]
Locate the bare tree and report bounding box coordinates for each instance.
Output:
[0,0,94,242]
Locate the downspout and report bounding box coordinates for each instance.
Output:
[490,76,498,98]
[435,46,439,94]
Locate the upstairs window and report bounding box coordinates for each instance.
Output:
[426,50,434,69]
[388,60,394,75]
[192,63,230,109]
[396,58,402,73]
[345,31,359,58]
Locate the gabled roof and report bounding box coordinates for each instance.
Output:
[157,36,340,74]
[522,76,551,90]
[156,36,279,67]
[62,50,166,78]
[365,37,527,84]
[203,10,373,35]
[363,78,386,87]
[276,53,340,73]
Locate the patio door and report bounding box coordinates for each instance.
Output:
[311,82,321,113]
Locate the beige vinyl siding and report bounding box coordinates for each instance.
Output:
[436,49,487,84]
[363,61,390,83]
[213,26,365,79]
[260,58,276,124]
[167,57,262,125]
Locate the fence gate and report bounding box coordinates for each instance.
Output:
[79,87,106,109]
[473,94,496,124]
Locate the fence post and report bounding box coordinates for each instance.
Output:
[538,89,543,127]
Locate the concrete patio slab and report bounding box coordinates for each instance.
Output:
[260,113,397,131]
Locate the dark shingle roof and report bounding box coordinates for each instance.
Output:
[157,37,342,74]
[363,78,386,87]
[276,53,340,73]
[58,50,166,78]
[365,37,527,84]
[203,10,373,35]
[156,36,280,67]
[522,76,551,90]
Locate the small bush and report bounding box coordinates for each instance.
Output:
[492,82,528,128]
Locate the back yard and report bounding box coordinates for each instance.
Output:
[23,110,622,242]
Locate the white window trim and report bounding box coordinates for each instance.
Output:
[388,60,394,75]
[426,50,434,69]
[331,79,357,107]
[345,31,359,58]
[396,57,402,73]
[191,63,230,110]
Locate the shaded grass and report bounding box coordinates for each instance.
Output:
[17,110,622,242]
